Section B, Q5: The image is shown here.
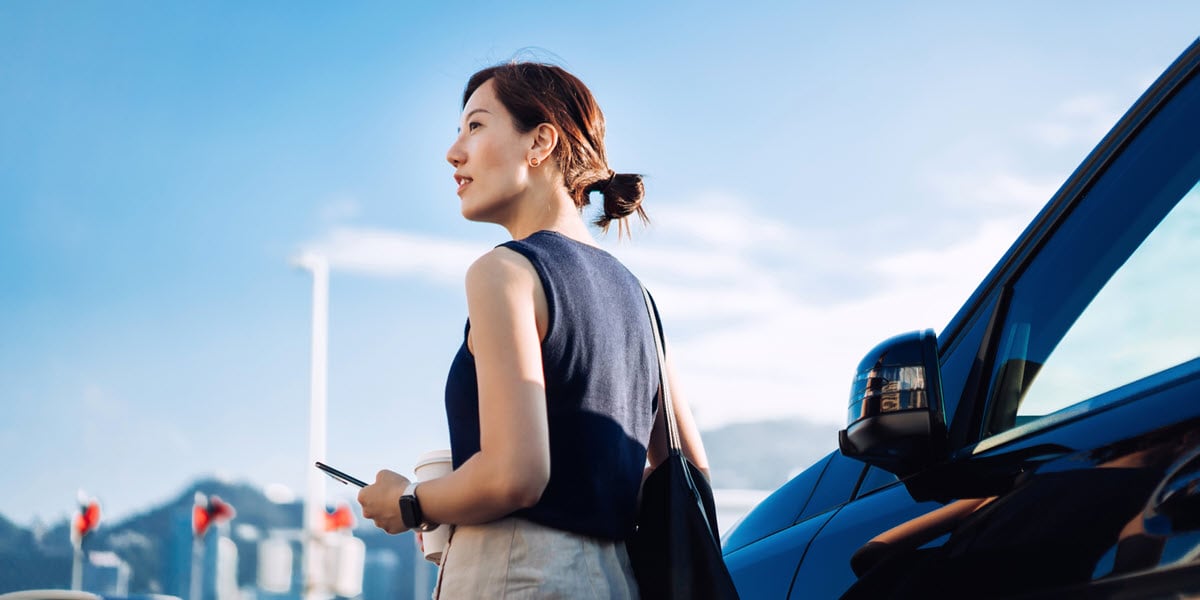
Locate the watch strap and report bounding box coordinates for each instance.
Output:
[400,481,437,531]
[403,481,420,499]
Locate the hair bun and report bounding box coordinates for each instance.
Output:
[595,172,647,235]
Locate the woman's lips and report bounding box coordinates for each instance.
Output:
[454,175,472,195]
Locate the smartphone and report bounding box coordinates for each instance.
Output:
[315,461,368,488]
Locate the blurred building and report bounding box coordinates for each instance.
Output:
[361,550,399,600]
[360,540,436,600]
[82,550,130,596]
[254,528,381,600]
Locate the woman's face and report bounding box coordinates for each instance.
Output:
[445,79,535,223]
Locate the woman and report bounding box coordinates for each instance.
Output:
[358,61,711,598]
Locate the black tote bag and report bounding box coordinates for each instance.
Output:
[628,286,741,600]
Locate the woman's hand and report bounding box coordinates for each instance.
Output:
[357,469,412,534]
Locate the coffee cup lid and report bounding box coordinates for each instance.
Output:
[415,448,453,469]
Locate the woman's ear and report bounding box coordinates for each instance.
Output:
[529,123,559,164]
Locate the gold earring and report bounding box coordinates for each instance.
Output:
[530,157,540,167]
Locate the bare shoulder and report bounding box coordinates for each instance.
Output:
[465,246,537,295]
[464,246,548,343]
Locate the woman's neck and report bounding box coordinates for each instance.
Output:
[503,187,597,247]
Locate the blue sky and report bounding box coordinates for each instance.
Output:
[2,2,1198,526]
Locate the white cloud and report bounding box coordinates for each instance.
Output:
[609,200,1024,428]
[922,93,1125,218]
[611,244,770,288]
[872,217,1025,287]
[645,192,795,250]
[298,193,1025,429]
[929,168,1060,212]
[302,227,488,284]
[1031,93,1123,149]
[319,197,363,222]
[634,215,1019,428]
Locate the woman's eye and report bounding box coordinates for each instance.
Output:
[468,121,482,131]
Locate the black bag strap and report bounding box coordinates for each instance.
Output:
[640,284,682,453]
[640,284,723,546]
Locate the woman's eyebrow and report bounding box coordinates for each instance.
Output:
[458,108,492,132]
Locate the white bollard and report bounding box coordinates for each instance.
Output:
[331,536,365,598]
[257,537,293,594]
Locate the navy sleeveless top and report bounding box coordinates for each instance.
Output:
[443,230,659,540]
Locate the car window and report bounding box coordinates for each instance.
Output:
[722,453,831,551]
[854,466,899,498]
[1019,184,1199,418]
[796,452,866,522]
[939,292,999,432]
[980,71,1200,438]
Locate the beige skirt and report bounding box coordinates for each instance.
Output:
[433,517,640,600]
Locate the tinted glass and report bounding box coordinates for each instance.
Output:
[723,453,831,551]
[797,452,866,521]
[854,466,899,498]
[1020,182,1199,418]
[981,71,1200,437]
[939,293,998,431]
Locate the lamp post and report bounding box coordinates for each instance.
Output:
[295,252,329,600]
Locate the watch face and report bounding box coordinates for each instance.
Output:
[400,496,418,530]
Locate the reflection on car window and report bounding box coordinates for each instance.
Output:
[939,293,999,430]
[981,72,1200,437]
[797,452,866,522]
[1020,184,1200,416]
[855,466,899,498]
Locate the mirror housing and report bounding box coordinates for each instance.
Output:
[839,329,946,477]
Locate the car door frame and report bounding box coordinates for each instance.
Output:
[790,37,1200,599]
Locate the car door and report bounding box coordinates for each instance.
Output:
[928,38,1200,596]
[723,451,865,598]
[795,37,1200,599]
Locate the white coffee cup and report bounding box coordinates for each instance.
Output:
[414,449,454,565]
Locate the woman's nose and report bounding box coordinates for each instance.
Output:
[446,139,465,167]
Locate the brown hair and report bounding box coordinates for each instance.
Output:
[463,62,647,234]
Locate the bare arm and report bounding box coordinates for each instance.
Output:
[359,248,551,533]
[646,343,710,480]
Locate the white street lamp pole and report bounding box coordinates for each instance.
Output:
[296,253,329,600]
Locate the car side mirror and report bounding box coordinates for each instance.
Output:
[838,329,946,477]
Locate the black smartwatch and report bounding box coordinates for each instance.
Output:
[399,482,439,532]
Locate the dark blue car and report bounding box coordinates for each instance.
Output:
[723,36,1200,599]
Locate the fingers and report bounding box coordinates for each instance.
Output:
[355,468,410,534]
[356,485,374,520]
